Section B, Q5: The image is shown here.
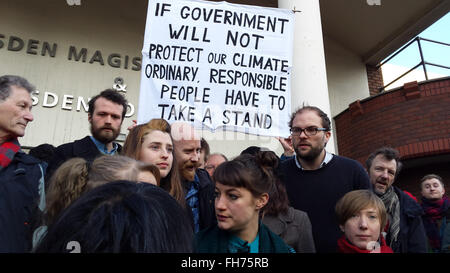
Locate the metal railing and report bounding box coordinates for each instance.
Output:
[378,36,450,91]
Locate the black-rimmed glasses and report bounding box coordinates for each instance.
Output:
[290,126,328,137]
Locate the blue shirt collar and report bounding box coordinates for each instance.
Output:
[294,151,333,170]
[89,136,118,155]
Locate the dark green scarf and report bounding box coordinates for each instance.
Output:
[194,222,292,253]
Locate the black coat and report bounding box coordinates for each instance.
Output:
[0,152,44,252]
[388,186,427,253]
[184,168,217,232]
[46,136,121,182]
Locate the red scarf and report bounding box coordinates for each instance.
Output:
[421,196,450,251]
[0,138,20,171]
[337,235,394,253]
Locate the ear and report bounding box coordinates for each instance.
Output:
[88,113,92,123]
[339,225,345,233]
[323,130,331,146]
[255,193,269,210]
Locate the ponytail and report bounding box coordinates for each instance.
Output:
[256,151,290,216]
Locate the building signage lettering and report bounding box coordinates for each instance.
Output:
[0,33,141,71]
[31,90,135,117]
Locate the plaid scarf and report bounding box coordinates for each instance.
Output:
[378,186,400,247]
[0,138,20,171]
[421,196,450,251]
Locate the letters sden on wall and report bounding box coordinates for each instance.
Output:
[0,34,142,71]
[30,90,135,118]
[0,33,138,117]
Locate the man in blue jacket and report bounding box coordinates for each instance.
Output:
[0,75,45,252]
[366,147,427,252]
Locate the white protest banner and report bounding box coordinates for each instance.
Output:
[138,0,294,137]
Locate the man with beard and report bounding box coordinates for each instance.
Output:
[171,122,216,233]
[366,147,426,252]
[279,106,370,252]
[46,89,127,180]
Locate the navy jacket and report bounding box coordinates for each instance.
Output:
[46,136,121,181]
[0,152,44,252]
[389,186,427,253]
[184,168,217,232]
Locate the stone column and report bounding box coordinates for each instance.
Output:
[278,0,335,153]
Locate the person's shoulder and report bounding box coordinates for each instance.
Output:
[289,207,309,221]
[286,207,312,229]
[196,225,219,238]
[395,187,424,216]
[9,152,44,184]
[54,136,97,156]
[332,154,362,166]
[54,136,89,150]
[196,168,213,184]
[71,136,95,147]
[15,151,42,165]
[194,225,222,253]
[330,154,367,171]
[279,156,296,169]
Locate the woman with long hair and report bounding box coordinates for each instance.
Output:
[122,119,185,206]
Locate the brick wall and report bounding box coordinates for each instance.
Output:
[366,64,384,96]
[334,78,450,199]
[334,77,450,199]
[335,77,450,163]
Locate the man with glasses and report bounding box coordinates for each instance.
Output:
[279,106,370,252]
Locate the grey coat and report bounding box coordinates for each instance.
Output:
[262,206,316,253]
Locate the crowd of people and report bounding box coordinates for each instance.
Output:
[0,74,448,253]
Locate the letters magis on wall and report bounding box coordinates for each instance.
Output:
[138,0,294,137]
